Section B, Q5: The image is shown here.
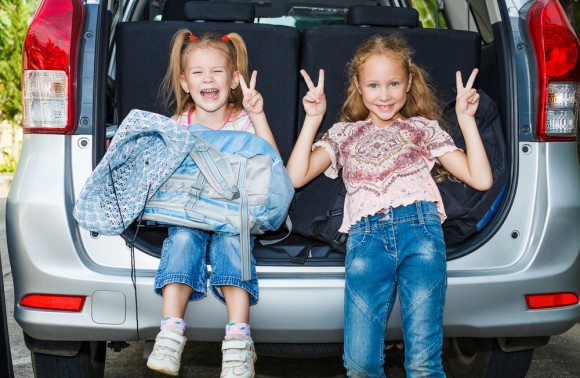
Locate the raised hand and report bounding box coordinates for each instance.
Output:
[456,68,480,118]
[301,69,326,117]
[239,70,264,115]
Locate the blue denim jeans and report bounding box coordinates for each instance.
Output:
[154,226,259,305]
[343,202,447,378]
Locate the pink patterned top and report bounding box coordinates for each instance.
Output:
[314,117,459,233]
[173,107,255,133]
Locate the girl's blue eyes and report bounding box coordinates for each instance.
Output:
[368,82,400,88]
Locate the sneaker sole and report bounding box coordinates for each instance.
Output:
[147,361,179,376]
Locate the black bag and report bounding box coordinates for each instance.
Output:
[438,90,508,245]
[289,174,348,253]
[288,89,507,249]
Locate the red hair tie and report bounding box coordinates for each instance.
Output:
[189,34,198,41]
[221,35,230,43]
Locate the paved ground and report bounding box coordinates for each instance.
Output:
[2,177,579,377]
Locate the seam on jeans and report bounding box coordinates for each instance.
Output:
[155,273,199,287]
[391,222,399,260]
[403,274,446,319]
[390,213,440,224]
[378,297,388,370]
[406,338,442,372]
[345,232,375,270]
[346,229,369,253]
[154,274,207,301]
[344,356,384,378]
[345,286,383,324]
[417,220,446,246]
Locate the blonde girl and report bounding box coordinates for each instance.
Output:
[147,29,277,377]
[286,34,492,377]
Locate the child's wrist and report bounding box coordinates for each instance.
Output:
[456,113,475,121]
[248,108,264,116]
[305,113,324,120]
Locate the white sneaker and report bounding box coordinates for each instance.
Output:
[221,334,257,378]
[146,328,187,376]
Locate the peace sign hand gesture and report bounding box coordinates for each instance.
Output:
[301,69,326,117]
[456,68,480,118]
[239,70,264,115]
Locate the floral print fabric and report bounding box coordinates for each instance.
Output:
[314,117,458,233]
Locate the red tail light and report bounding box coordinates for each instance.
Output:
[526,292,579,309]
[20,294,86,312]
[22,0,84,134]
[527,0,580,141]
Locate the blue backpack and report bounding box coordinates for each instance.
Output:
[143,123,295,281]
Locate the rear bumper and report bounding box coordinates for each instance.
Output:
[11,258,580,343]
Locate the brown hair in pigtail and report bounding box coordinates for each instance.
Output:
[159,29,195,117]
[223,32,250,114]
[159,30,251,117]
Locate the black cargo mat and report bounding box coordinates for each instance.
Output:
[124,224,346,266]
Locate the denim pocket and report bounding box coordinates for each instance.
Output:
[345,227,374,270]
[418,216,446,246]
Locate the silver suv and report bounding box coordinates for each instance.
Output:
[7,0,580,377]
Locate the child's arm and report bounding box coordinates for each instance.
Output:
[286,69,332,188]
[438,68,493,191]
[238,71,279,152]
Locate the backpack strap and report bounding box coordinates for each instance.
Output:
[237,158,251,281]
[188,137,240,201]
[187,137,253,281]
[259,217,293,246]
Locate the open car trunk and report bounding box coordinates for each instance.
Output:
[104,0,513,267]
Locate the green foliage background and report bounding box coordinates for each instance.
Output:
[410,0,447,28]
[0,0,38,172]
[0,0,37,123]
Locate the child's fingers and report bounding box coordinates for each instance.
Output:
[302,96,315,105]
[455,71,464,91]
[251,92,261,107]
[249,70,257,90]
[243,93,252,107]
[239,73,248,92]
[455,71,471,93]
[468,91,480,104]
[247,90,262,107]
[306,89,323,103]
[301,69,316,91]
[465,68,479,90]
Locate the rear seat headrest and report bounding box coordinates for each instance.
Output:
[347,5,420,28]
[163,1,255,22]
[185,1,255,22]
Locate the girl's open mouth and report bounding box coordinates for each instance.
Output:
[201,88,220,100]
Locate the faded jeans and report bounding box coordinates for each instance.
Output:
[154,226,259,305]
[343,202,447,378]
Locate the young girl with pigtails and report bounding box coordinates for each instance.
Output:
[146,29,277,377]
[286,34,493,377]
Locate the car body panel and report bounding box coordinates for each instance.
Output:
[7,0,580,357]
